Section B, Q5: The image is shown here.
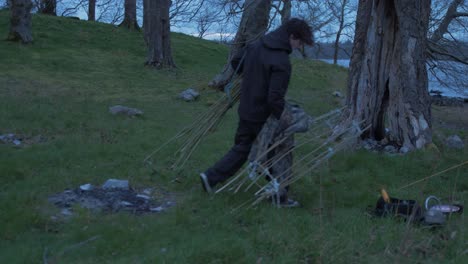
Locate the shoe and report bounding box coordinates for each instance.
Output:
[268,196,301,208]
[199,173,213,193]
[280,198,300,208]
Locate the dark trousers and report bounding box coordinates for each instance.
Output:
[205,119,265,185]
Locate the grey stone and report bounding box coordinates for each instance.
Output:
[384,145,397,154]
[332,91,343,98]
[61,208,73,216]
[102,179,129,190]
[80,183,94,191]
[120,201,133,207]
[109,105,143,116]
[179,88,200,102]
[12,139,21,146]
[150,206,164,212]
[136,194,151,200]
[445,135,464,149]
[399,146,410,154]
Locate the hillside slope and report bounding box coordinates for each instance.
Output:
[0,11,466,263]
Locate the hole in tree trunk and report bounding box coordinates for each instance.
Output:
[375,82,390,140]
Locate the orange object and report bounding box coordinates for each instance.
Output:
[381,189,390,203]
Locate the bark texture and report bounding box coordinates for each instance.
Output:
[7,0,33,44]
[209,0,272,90]
[345,0,432,151]
[88,0,96,21]
[120,0,140,30]
[143,0,175,68]
[40,0,56,16]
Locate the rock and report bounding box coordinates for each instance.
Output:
[445,135,464,149]
[399,146,410,154]
[120,201,133,207]
[102,179,129,190]
[136,194,151,200]
[109,105,143,116]
[179,88,200,102]
[61,208,73,217]
[80,183,94,191]
[383,145,397,154]
[150,206,164,212]
[332,91,343,98]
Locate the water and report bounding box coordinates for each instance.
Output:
[318,59,468,99]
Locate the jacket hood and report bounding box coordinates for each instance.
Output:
[261,27,292,54]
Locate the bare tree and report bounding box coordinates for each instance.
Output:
[327,0,356,64]
[341,0,432,151]
[209,0,272,90]
[7,0,33,44]
[88,0,95,21]
[426,0,468,97]
[39,0,56,15]
[143,0,175,68]
[120,0,139,29]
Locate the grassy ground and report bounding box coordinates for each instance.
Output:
[0,11,466,263]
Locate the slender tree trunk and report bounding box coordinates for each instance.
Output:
[333,0,348,65]
[40,0,56,16]
[209,0,272,90]
[343,0,432,151]
[88,0,96,21]
[120,0,139,30]
[143,0,175,68]
[280,0,291,24]
[7,0,33,44]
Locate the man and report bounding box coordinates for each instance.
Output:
[200,18,313,205]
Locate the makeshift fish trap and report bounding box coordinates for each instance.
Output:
[214,105,367,209]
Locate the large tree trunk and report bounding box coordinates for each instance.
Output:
[7,0,33,44]
[40,0,56,16]
[344,0,432,151]
[143,0,175,68]
[209,0,272,90]
[120,0,139,30]
[88,0,96,21]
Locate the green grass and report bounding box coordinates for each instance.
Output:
[0,11,467,263]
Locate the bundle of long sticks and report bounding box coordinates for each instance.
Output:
[143,77,242,170]
[215,109,369,210]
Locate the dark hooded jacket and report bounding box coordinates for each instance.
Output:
[231,27,292,122]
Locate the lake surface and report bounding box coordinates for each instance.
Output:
[318,59,468,99]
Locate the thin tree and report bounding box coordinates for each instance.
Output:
[209,0,272,90]
[119,0,139,30]
[7,0,33,44]
[40,0,56,15]
[341,0,432,151]
[88,0,96,21]
[426,0,467,96]
[143,0,175,68]
[327,0,356,64]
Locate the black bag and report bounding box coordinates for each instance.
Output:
[374,197,423,222]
